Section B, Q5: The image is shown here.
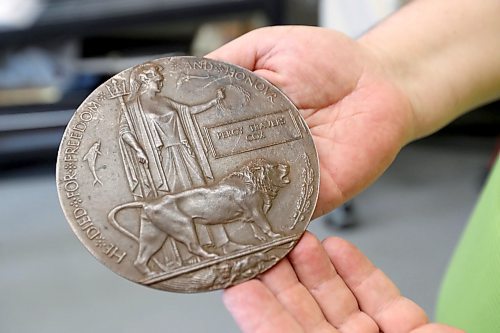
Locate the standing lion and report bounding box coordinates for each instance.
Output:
[109,158,291,276]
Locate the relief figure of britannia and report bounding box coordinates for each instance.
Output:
[118,62,238,269]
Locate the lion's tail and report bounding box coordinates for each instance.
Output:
[108,201,145,242]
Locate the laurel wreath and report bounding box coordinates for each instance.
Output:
[216,84,251,113]
[289,154,315,230]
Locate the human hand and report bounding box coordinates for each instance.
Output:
[136,149,148,164]
[207,26,416,216]
[216,87,226,101]
[223,232,463,333]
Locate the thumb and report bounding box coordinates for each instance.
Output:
[205,26,296,71]
[205,27,273,71]
[205,26,293,90]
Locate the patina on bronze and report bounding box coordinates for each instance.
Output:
[56,56,319,292]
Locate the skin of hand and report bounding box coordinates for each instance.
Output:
[136,149,148,164]
[216,87,225,101]
[207,26,432,332]
[222,231,464,333]
[208,26,416,217]
[205,1,500,332]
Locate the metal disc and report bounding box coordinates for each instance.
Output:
[56,56,319,292]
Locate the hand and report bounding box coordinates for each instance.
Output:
[223,232,463,333]
[136,149,148,164]
[216,87,225,101]
[207,26,416,217]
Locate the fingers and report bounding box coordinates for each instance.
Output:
[323,237,429,333]
[258,256,333,332]
[223,235,438,333]
[205,27,288,89]
[287,232,379,332]
[205,27,278,70]
[410,323,466,333]
[223,279,304,333]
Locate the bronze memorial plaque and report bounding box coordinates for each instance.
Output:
[56,56,319,292]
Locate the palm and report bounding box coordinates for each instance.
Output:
[208,27,462,332]
[208,26,413,216]
[222,233,462,333]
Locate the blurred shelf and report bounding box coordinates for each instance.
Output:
[0,109,73,132]
[0,0,285,168]
[0,0,284,46]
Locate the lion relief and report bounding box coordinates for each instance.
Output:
[108,158,290,276]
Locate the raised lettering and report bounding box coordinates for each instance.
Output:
[81,222,93,231]
[86,227,101,240]
[64,147,78,155]
[266,92,277,103]
[108,246,127,263]
[80,111,93,122]
[67,139,80,147]
[73,207,87,219]
[86,101,100,113]
[70,131,83,139]
[234,71,246,80]
[247,130,265,142]
[216,127,243,140]
[254,81,266,91]
[66,191,80,199]
[63,172,77,181]
[76,215,92,227]
[64,180,79,192]
[244,76,255,87]
[73,122,87,132]
[64,155,78,162]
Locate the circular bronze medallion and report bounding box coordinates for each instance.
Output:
[56,56,319,292]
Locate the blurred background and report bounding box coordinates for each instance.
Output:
[0,0,498,332]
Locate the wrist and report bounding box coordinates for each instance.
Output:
[355,35,420,145]
[358,0,500,141]
[359,31,466,142]
[357,35,420,143]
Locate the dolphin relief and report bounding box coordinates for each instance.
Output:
[83,141,103,186]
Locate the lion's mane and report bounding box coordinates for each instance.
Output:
[221,158,282,213]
